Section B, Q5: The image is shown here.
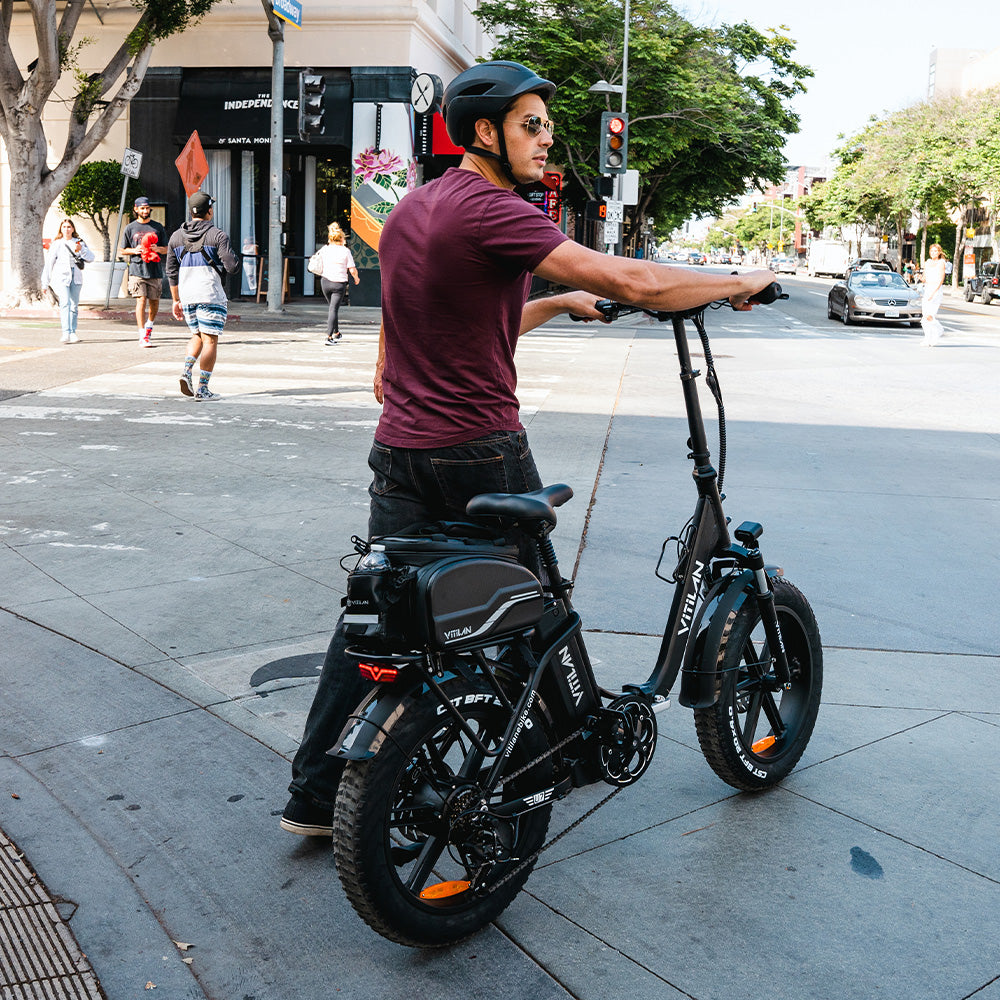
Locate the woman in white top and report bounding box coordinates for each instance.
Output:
[921,244,947,347]
[41,218,96,343]
[314,222,359,345]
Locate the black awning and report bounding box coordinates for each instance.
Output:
[173,68,351,148]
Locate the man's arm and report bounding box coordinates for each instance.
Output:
[519,291,609,335]
[534,241,775,313]
[373,321,385,403]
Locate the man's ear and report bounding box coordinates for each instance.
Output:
[472,116,496,150]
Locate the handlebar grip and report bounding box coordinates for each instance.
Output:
[748,282,789,305]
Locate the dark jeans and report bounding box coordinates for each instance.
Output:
[288,430,544,810]
[321,278,347,336]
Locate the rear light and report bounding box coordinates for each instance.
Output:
[992,277,999,286]
[358,663,400,683]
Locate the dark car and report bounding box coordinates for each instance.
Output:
[827,270,922,327]
[964,260,1000,304]
[687,250,706,265]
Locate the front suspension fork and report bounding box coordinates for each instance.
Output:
[735,523,791,688]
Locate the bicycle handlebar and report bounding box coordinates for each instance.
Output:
[569,281,789,323]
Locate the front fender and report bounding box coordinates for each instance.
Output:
[677,570,753,709]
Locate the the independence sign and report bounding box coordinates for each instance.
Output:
[272,0,302,28]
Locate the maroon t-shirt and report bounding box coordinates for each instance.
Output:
[376,168,569,448]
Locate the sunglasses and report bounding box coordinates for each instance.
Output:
[505,115,556,139]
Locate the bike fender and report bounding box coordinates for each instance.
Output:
[677,570,753,709]
[331,674,425,761]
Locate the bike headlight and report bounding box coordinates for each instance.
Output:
[854,296,875,308]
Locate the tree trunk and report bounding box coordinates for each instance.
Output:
[3,135,49,307]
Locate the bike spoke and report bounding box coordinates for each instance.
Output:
[742,690,764,744]
[404,833,448,892]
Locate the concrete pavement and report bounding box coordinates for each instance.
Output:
[1,288,998,999]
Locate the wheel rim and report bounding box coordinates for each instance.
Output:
[729,606,816,765]
[382,707,548,912]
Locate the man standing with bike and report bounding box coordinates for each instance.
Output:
[281,60,776,837]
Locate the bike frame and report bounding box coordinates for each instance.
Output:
[339,302,792,797]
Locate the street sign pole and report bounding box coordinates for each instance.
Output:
[264,6,284,312]
[105,148,142,310]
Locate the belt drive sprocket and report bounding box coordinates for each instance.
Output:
[597,694,657,787]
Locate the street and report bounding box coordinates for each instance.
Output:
[1,289,999,1000]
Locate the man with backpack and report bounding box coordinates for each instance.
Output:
[165,191,240,401]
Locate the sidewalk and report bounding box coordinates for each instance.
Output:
[2,299,999,999]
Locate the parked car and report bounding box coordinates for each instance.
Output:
[687,250,706,265]
[964,260,1000,304]
[769,255,798,274]
[827,270,922,327]
[846,258,891,277]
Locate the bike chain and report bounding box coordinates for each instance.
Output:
[470,720,624,895]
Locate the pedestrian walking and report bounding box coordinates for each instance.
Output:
[120,196,168,347]
[921,244,947,347]
[41,219,95,344]
[311,223,359,345]
[165,192,240,401]
[280,59,776,837]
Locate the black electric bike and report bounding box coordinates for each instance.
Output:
[331,283,822,947]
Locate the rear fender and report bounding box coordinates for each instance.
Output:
[332,660,509,761]
[677,570,753,709]
[332,672,426,761]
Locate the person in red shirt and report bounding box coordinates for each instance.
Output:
[281,61,775,836]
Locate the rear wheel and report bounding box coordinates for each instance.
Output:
[965,283,975,302]
[333,674,553,947]
[694,578,822,791]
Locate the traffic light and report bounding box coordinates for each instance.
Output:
[599,111,628,175]
[298,70,325,141]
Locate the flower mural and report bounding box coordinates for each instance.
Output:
[350,145,413,262]
[353,147,403,183]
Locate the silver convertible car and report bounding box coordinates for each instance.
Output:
[827,270,923,327]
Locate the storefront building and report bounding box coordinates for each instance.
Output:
[1,0,486,304]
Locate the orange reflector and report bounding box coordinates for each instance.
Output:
[751,735,777,754]
[419,880,470,900]
[358,663,399,683]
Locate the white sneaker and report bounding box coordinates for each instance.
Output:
[60,333,70,343]
[67,333,80,344]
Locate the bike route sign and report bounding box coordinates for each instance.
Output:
[121,148,142,179]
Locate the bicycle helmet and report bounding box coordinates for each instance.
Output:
[442,61,556,182]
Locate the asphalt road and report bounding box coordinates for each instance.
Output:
[2,289,998,1000]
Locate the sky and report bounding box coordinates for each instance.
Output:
[679,0,995,167]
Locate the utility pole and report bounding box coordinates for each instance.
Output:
[261,0,284,313]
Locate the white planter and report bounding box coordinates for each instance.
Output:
[79,261,128,304]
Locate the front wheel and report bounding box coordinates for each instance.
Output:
[694,578,822,791]
[333,674,554,947]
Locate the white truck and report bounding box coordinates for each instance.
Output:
[807,240,850,278]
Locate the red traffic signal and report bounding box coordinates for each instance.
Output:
[599,111,629,175]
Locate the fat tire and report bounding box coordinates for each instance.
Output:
[693,578,822,791]
[333,674,553,947]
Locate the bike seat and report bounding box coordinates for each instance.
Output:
[466,484,573,524]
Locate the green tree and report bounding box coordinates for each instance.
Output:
[475,0,812,247]
[58,160,144,261]
[0,0,227,305]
